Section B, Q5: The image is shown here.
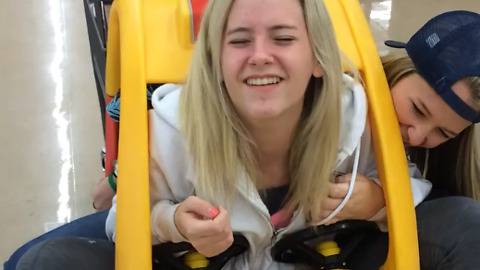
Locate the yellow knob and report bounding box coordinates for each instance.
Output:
[184,252,209,269]
[315,241,348,270]
[316,240,341,256]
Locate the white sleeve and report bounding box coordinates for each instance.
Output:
[148,109,193,244]
[406,162,432,206]
[105,196,117,241]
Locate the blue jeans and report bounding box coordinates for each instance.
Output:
[350,196,480,269]
[4,209,109,270]
[416,196,480,270]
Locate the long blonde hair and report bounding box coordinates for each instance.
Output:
[382,51,480,200]
[179,0,344,221]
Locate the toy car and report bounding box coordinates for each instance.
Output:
[88,0,420,269]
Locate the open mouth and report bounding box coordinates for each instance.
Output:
[244,77,283,86]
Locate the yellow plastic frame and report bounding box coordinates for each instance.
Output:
[105,0,420,269]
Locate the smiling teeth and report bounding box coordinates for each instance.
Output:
[246,77,281,86]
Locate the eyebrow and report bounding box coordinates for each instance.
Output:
[418,99,458,137]
[225,24,298,36]
[270,24,298,31]
[225,27,250,36]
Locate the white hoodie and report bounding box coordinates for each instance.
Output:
[105,75,431,269]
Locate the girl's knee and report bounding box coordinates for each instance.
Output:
[16,238,115,270]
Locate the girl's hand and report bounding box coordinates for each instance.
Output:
[92,176,115,211]
[174,196,234,257]
[319,173,385,224]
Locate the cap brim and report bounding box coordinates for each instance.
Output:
[385,40,407,48]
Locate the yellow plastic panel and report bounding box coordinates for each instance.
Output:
[107,1,152,270]
[143,0,195,84]
[324,0,363,71]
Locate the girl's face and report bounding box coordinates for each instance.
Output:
[220,0,322,125]
[391,73,474,148]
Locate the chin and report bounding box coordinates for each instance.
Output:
[247,109,282,120]
[250,112,280,120]
[245,104,279,117]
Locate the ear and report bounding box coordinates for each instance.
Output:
[312,60,323,78]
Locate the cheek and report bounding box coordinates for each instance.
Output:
[391,90,411,124]
[293,53,315,76]
[221,50,243,83]
[396,105,412,125]
[391,96,405,121]
[223,78,239,104]
[399,124,408,139]
[283,58,314,91]
[221,46,233,70]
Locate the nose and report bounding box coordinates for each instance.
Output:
[248,40,273,66]
[407,124,430,147]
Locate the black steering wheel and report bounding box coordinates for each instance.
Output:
[271,220,380,269]
[152,234,250,270]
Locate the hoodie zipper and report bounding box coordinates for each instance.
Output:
[237,180,307,268]
[237,185,276,246]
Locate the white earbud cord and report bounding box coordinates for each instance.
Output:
[319,140,361,225]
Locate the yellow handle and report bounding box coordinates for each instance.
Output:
[184,252,209,269]
[316,241,348,270]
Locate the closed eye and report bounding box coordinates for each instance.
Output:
[229,39,250,45]
[274,36,295,44]
[437,128,451,139]
[412,102,424,116]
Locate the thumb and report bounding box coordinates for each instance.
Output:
[183,196,219,219]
